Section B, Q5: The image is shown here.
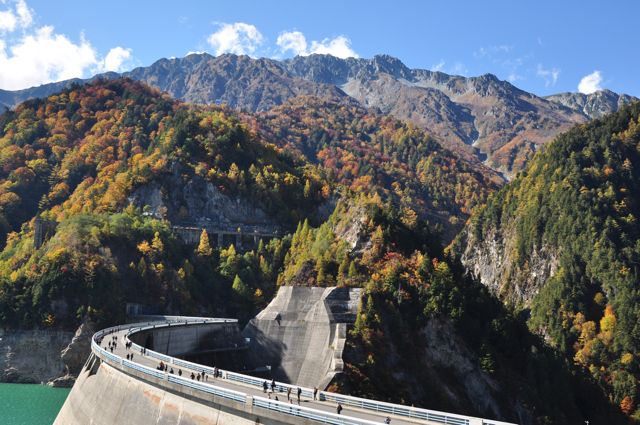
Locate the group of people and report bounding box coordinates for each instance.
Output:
[262,380,326,407]
[101,334,119,353]
[155,361,226,383]
[97,330,393,423]
[262,379,304,405]
[259,379,391,423]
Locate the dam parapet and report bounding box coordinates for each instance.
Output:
[55,313,517,425]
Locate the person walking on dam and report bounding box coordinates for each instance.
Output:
[313,387,318,400]
[287,387,291,401]
[263,381,268,393]
[297,387,301,405]
[337,403,343,415]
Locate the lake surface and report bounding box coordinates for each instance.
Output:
[0,383,70,424]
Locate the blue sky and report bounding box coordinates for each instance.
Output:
[0,0,637,96]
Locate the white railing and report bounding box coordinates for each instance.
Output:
[253,396,381,425]
[92,318,518,425]
[319,392,469,425]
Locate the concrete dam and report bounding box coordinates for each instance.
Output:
[55,287,516,425]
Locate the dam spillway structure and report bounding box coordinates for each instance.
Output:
[242,286,361,389]
[55,288,517,425]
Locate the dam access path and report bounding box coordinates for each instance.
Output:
[55,316,518,425]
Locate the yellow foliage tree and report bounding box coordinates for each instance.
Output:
[197,229,213,257]
[599,305,616,345]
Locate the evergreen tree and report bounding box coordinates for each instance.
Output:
[197,229,212,257]
[232,274,249,298]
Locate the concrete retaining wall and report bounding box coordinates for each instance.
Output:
[129,322,244,357]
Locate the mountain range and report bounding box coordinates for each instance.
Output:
[0,53,636,177]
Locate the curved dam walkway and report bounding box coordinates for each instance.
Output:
[55,315,517,425]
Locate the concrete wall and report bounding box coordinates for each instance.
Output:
[242,286,361,389]
[55,355,312,425]
[129,322,245,358]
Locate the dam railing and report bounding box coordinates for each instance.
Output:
[92,318,517,425]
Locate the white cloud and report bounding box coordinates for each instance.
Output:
[0,26,98,89]
[277,30,358,58]
[536,64,560,87]
[578,70,603,94]
[427,60,466,76]
[0,0,134,90]
[207,22,264,56]
[474,44,512,59]
[276,31,307,56]
[0,0,30,32]
[0,10,17,32]
[308,36,357,58]
[15,0,32,27]
[102,46,132,72]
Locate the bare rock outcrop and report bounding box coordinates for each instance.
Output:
[0,320,94,387]
[128,163,280,233]
[457,226,559,308]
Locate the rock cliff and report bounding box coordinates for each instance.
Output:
[456,226,559,308]
[127,163,280,233]
[0,321,94,386]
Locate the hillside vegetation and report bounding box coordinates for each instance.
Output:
[457,102,640,418]
[0,79,329,327]
[249,96,501,236]
[0,78,496,328]
[278,196,623,424]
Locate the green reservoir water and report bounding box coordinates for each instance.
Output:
[0,383,70,425]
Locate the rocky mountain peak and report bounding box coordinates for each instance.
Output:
[544,89,638,119]
[370,54,413,79]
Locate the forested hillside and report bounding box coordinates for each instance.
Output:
[275,196,623,424]
[456,102,640,419]
[0,79,329,328]
[247,96,501,237]
[0,78,497,329]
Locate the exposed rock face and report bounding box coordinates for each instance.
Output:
[0,329,73,384]
[60,321,95,377]
[282,55,589,175]
[0,321,94,386]
[545,89,638,119]
[125,54,346,112]
[127,164,280,232]
[456,226,559,308]
[421,320,512,420]
[1,53,635,176]
[332,203,371,255]
[242,286,361,389]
